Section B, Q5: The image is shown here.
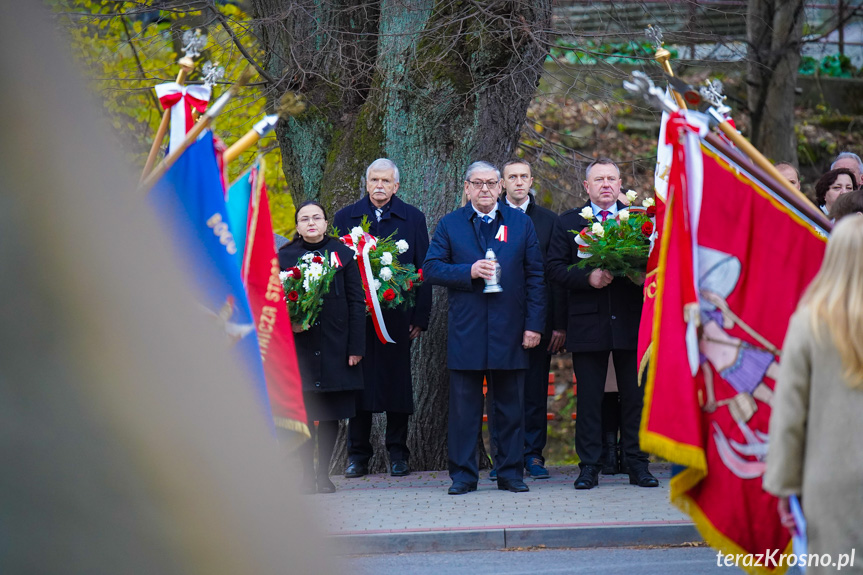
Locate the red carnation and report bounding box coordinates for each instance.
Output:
[383,288,396,301]
[406,280,414,291]
[417,268,424,281]
[287,291,299,302]
[641,221,654,236]
[289,266,302,279]
[312,256,323,263]
[646,205,656,216]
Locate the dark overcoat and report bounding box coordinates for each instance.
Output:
[503,195,568,338]
[333,194,431,413]
[423,204,546,370]
[546,200,643,353]
[278,236,365,393]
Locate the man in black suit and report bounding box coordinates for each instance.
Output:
[547,158,658,490]
[424,161,546,495]
[487,160,566,480]
[334,158,432,478]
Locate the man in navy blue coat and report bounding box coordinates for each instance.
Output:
[424,161,546,495]
[334,159,432,478]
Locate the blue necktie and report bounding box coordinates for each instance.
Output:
[482,215,492,224]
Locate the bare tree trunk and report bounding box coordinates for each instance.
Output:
[746,0,805,164]
[250,0,552,471]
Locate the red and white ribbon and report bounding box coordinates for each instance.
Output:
[356,232,395,344]
[155,82,211,154]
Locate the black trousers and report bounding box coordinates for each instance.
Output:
[488,341,550,465]
[450,369,524,484]
[346,409,410,464]
[523,341,552,462]
[571,349,648,469]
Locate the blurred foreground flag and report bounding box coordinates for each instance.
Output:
[230,161,308,438]
[642,111,829,574]
[149,131,272,420]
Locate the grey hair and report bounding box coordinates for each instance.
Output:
[831,152,863,174]
[366,158,400,183]
[464,161,501,182]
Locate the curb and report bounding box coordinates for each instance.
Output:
[331,522,701,555]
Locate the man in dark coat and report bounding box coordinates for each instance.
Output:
[333,158,432,478]
[486,159,566,480]
[546,158,658,490]
[424,161,546,495]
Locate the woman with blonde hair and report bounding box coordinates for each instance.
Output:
[764,214,863,572]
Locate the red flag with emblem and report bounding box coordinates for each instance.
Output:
[641,111,829,574]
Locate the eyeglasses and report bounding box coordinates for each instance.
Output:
[298,215,325,224]
[466,180,500,190]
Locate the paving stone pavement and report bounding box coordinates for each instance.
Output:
[302,463,700,554]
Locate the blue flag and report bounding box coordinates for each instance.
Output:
[225,169,253,270]
[149,131,272,420]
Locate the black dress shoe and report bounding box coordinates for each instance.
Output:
[447,481,477,495]
[344,461,368,478]
[629,467,659,487]
[497,478,530,493]
[573,465,600,490]
[390,460,410,476]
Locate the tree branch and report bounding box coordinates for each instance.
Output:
[207,2,275,85]
[120,15,161,113]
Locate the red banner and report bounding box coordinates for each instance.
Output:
[642,112,828,573]
[242,163,308,439]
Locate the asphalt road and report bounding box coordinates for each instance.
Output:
[345,545,744,574]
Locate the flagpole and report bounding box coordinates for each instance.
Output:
[646,25,687,110]
[140,57,196,182]
[624,71,832,232]
[712,119,814,207]
[222,93,305,165]
[139,68,255,194]
[704,131,832,232]
[223,115,279,165]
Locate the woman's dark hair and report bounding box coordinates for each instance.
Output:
[830,189,863,221]
[815,168,857,207]
[291,200,329,241]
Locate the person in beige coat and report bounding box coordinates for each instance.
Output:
[764,215,863,573]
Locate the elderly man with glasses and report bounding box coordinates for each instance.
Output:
[423,161,546,495]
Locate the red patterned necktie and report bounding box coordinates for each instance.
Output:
[599,210,611,222]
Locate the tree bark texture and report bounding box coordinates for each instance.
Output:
[746,0,805,165]
[250,0,552,471]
